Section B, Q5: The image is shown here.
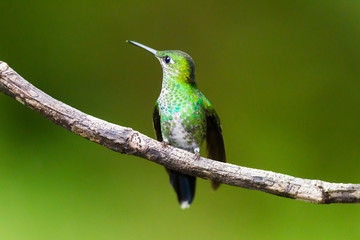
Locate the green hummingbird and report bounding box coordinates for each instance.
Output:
[127,40,226,209]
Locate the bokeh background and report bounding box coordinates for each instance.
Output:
[1,1,360,239]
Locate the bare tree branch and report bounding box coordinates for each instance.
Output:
[0,60,359,204]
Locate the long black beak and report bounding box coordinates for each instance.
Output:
[127,40,158,56]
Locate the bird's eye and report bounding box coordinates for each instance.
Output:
[164,56,171,64]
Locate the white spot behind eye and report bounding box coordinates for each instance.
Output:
[164,56,175,64]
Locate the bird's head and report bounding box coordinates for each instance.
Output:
[127,40,196,85]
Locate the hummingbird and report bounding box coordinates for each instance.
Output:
[127,40,226,209]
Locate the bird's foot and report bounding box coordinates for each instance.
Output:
[194,147,200,160]
[162,140,169,147]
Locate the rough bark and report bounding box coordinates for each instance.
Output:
[1,61,359,204]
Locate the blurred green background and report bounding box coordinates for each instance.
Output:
[1,1,360,239]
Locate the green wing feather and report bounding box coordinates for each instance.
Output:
[203,97,226,190]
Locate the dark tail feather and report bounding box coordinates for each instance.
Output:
[169,170,196,209]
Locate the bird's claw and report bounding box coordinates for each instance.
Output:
[162,141,169,147]
[194,153,200,160]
